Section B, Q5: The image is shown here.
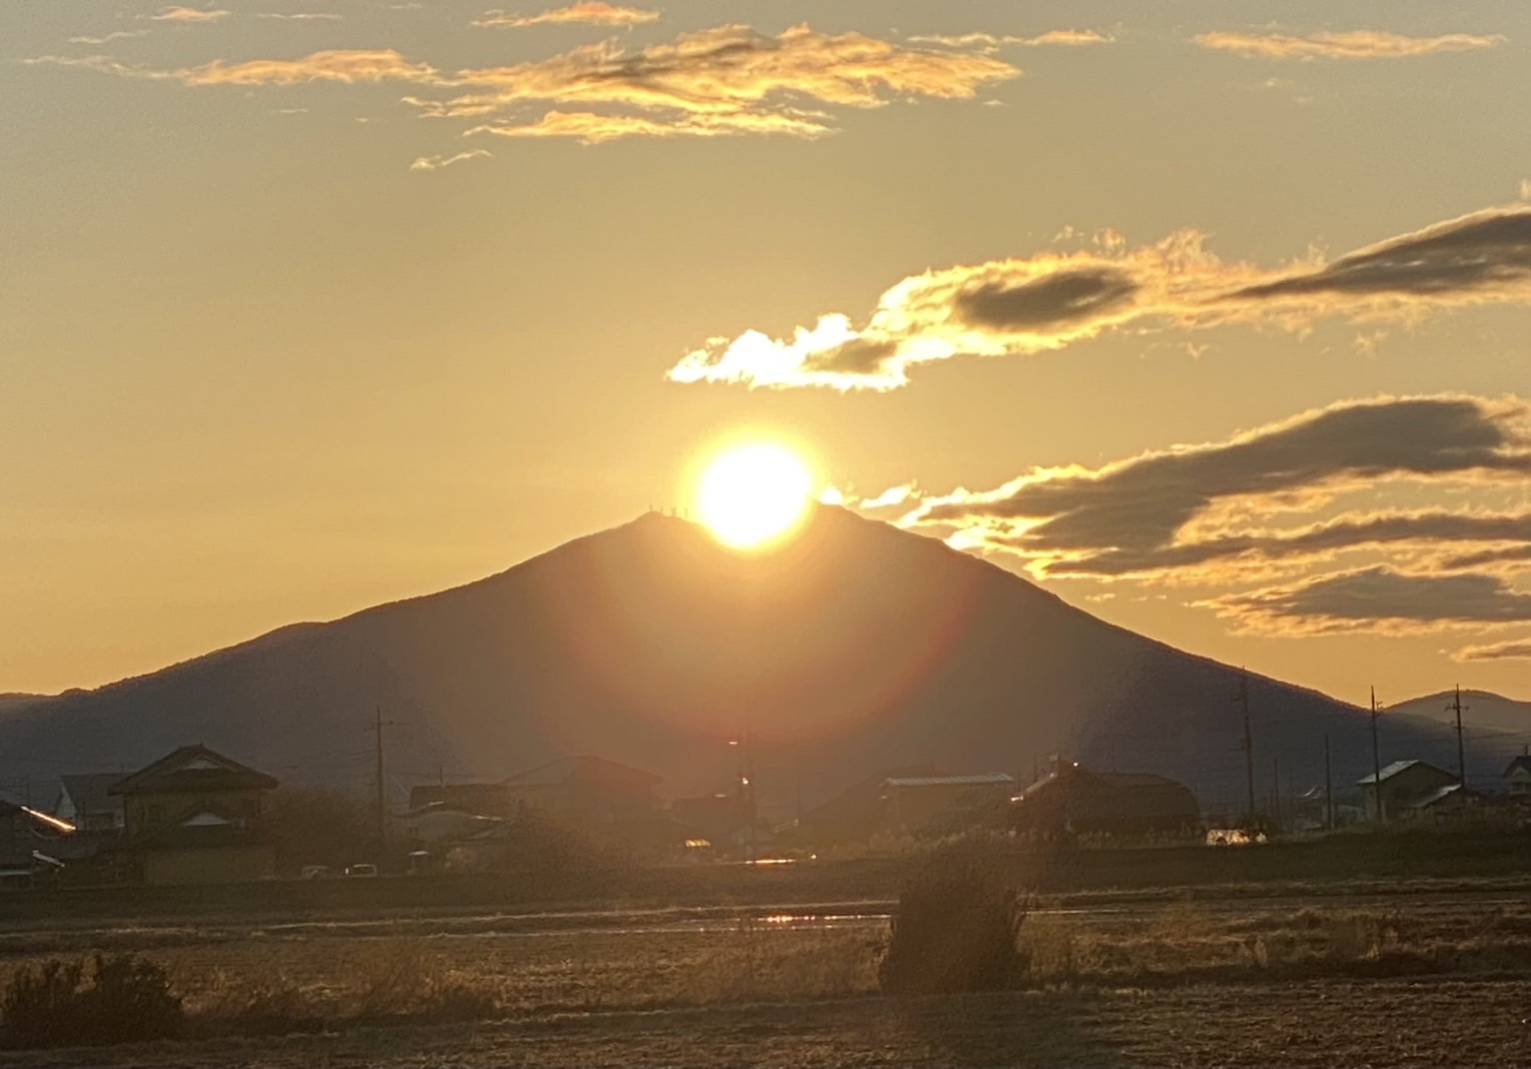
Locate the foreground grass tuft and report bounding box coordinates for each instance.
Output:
[1,953,182,1049]
[879,849,1030,995]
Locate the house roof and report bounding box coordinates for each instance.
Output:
[884,773,1015,789]
[58,773,124,816]
[503,755,661,791]
[109,745,277,796]
[1504,755,1531,778]
[1355,759,1451,787]
[1409,783,1477,809]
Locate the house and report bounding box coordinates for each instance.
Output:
[110,745,278,885]
[1504,755,1531,797]
[881,773,1017,830]
[1011,763,1200,836]
[407,783,512,817]
[795,765,939,843]
[1356,760,1458,821]
[501,755,660,825]
[411,757,662,828]
[394,802,503,846]
[53,773,125,833]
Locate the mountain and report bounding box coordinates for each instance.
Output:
[1387,690,1531,780]
[0,508,1480,815]
[1389,689,1531,735]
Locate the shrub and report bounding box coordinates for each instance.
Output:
[1,954,182,1049]
[879,849,1030,995]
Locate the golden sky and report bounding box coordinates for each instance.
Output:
[3,0,1530,704]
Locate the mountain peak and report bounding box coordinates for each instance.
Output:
[0,512,1486,811]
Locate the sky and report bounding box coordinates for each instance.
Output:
[3,0,1529,706]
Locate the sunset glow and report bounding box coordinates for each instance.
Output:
[695,443,814,550]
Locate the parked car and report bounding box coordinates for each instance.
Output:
[344,862,378,878]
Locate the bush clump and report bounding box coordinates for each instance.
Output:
[879,849,1030,995]
[1,953,182,1049]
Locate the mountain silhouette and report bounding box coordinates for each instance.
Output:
[0,508,1485,815]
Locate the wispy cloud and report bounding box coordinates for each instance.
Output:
[1442,544,1531,571]
[148,5,230,23]
[28,24,1014,147]
[1193,29,1505,61]
[668,205,1531,391]
[467,108,832,143]
[906,29,1112,53]
[416,24,1018,140]
[409,148,493,171]
[68,29,152,45]
[28,48,433,85]
[1455,637,1531,661]
[187,49,439,85]
[472,3,659,29]
[1206,567,1531,635]
[256,12,344,21]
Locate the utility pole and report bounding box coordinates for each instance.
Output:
[1236,672,1255,822]
[1449,685,1467,789]
[1271,755,1281,831]
[367,705,402,862]
[1369,687,1384,822]
[1323,734,1334,831]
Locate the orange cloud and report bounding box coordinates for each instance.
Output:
[31,24,1015,147]
[1455,637,1531,662]
[472,3,659,29]
[183,49,439,86]
[1193,29,1505,60]
[417,24,1017,124]
[669,205,1531,391]
[467,108,831,144]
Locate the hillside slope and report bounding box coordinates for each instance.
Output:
[0,508,1473,813]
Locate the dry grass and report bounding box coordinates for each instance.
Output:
[1016,899,1531,987]
[4,893,1531,1050]
[681,920,882,1004]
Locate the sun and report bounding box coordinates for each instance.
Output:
[695,442,814,550]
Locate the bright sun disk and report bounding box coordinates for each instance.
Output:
[696,443,813,550]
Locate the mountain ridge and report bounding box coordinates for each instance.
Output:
[0,508,1503,812]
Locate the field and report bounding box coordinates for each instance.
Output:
[5,870,1531,1067]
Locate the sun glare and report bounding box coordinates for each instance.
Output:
[695,443,814,550]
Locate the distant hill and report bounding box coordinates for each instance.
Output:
[1387,690,1531,783]
[1389,689,1531,735]
[0,508,1479,814]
